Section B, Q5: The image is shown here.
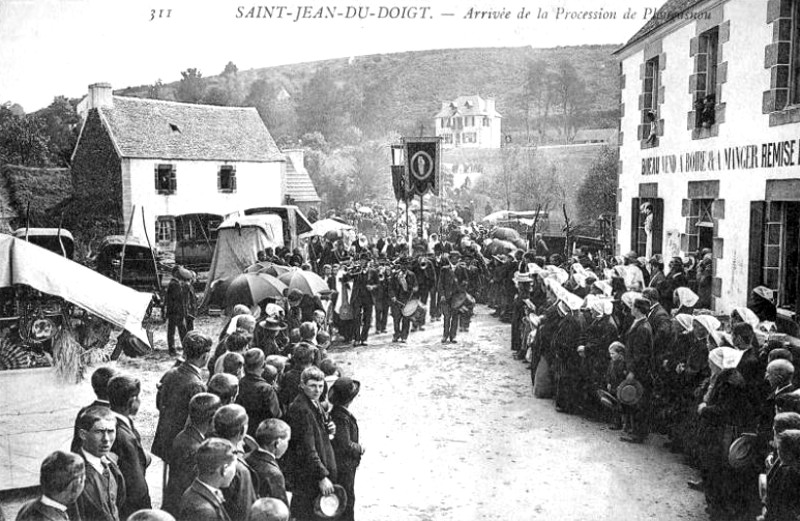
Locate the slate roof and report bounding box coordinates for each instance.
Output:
[615,0,706,54]
[572,128,618,144]
[284,152,321,203]
[434,95,502,118]
[97,96,283,162]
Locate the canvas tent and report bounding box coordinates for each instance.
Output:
[202,215,283,307]
[0,234,152,490]
[0,234,152,342]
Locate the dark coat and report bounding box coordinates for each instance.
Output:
[110,417,151,518]
[16,498,79,521]
[70,399,109,454]
[623,318,654,383]
[220,458,258,521]
[179,479,232,521]
[388,270,417,304]
[277,368,303,413]
[330,405,362,472]
[152,362,206,460]
[162,425,204,516]
[166,279,187,319]
[284,393,337,492]
[236,373,282,437]
[76,454,126,521]
[245,449,288,506]
[647,303,674,354]
[764,459,800,521]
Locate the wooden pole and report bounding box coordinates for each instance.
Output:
[56,212,66,258]
[119,205,136,284]
[140,207,163,292]
[24,201,31,241]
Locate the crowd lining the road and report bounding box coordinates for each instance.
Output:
[12,219,800,521]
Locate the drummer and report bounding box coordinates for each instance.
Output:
[388,257,418,344]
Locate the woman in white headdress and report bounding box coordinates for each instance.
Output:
[579,298,619,397]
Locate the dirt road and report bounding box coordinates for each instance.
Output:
[1,305,708,520]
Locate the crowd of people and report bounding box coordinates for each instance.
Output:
[13,215,800,521]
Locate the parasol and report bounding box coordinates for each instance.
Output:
[223,273,287,308]
[245,262,293,277]
[278,269,329,295]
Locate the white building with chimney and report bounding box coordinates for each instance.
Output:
[434,95,502,149]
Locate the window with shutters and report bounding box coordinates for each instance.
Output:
[155,164,176,194]
[692,27,719,130]
[464,116,475,127]
[442,134,453,144]
[463,132,477,144]
[218,165,236,193]
[483,117,491,127]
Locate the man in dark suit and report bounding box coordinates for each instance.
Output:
[17,451,85,521]
[162,393,222,516]
[211,405,257,521]
[388,258,418,343]
[237,349,282,438]
[71,366,117,454]
[283,367,338,521]
[152,332,212,461]
[621,298,655,444]
[343,255,379,347]
[179,438,238,521]
[246,419,291,507]
[642,287,673,366]
[166,266,191,355]
[108,375,151,519]
[76,406,126,521]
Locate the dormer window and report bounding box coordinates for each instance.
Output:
[464,101,473,109]
[169,123,181,133]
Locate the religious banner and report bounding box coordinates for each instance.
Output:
[391,164,408,201]
[405,137,441,197]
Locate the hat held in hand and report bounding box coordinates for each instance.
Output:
[616,378,644,406]
[314,484,347,519]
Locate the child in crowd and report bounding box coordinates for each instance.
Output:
[246,419,291,507]
[606,341,627,430]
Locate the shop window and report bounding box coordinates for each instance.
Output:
[154,164,176,195]
[685,199,715,252]
[218,165,236,193]
[155,216,175,243]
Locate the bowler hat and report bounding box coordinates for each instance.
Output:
[616,378,644,406]
[262,317,286,331]
[329,377,361,406]
[728,434,758,468]
[313,485,347,519]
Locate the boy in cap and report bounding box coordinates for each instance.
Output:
[211,405,258,521]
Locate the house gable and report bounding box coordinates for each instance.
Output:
[70,108,124,225]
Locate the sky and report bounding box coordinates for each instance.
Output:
[0,0,670,112]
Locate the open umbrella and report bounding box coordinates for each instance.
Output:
[245,262,293,277]
[278,269,329,295]
[224,273,287,308]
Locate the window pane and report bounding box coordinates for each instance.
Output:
[768,224,782,245]
[765,269,780,290]
[769,202,783,222]
[766,245,782,267]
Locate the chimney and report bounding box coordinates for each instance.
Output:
[87,82,113,110]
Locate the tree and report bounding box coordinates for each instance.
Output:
[147,79,164,100]
[552,60,587,142]
[222,61,239,76]
[38,96,80,166]
[576,146,618,224]
[176,68,205,103]
[296,67,362,145]
[0,110,51,166]
[244,78,278,127]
